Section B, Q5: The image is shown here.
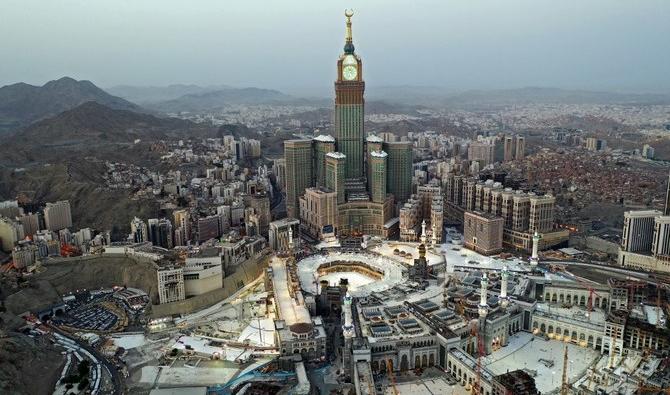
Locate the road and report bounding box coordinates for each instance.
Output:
[49,325,125,395]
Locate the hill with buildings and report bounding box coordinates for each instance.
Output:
[0,77,141,133]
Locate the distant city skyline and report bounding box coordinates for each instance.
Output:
[1,0,669,95]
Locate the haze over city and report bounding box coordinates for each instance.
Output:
[2,0,669,94]
[1,2,670,395]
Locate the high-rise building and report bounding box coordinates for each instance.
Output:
[528,194,555,234]
[313,135,336,187]
[385,141,413,204]
[148,218,173,249]
[326,152,346,204]
[652,216,670,257]
[369,151,387,204]
[515,135,525,160]
[249,192,271,236]
[621,210,661,253]
[335,11,365,180]
[130,217,149,243]
[197,215,221,243]
[468,141,495,166]
[268,218,300,252]
[17,212,40,238]
[44,200,72,232]
[0,216,24,252]
[284,139,314,218]
[464,211,504,255]
[366,135,384,191]
[503,136,514,162]
[300,187,338,240]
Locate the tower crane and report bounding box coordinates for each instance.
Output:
[561,345,569,395]
[386,359,398,395]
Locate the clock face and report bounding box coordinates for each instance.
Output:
[343,65,358,80]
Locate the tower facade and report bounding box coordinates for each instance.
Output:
[385,142,413,204]
[313,135,336,187]
[326,152,346,204]
[335,10,365,180]
[285,140,314,218]
[369,151,387,203]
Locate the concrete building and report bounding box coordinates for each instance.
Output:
[148,218,173,249]
[528,194,555,234]
[183,256,223,296]
[44,200,72,232]
[268,218,300,253]
[385,141,413,205]
[130,217,149,243]
[284,139,314,219]
[197,215,221,243]
[464,211,504,255]
[313,135,336,188]
[0,216,24,252]
[326,152,346,204]
[468,141,495,166]
[300,187,338,240]
[503,135,514,162]
[369,151,387,204]
[399,197,421,242]
[17,212,40,238]
[515,135,526,160]
[157,266,185,304]
[621,210,660,253]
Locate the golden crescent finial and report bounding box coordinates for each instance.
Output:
[345,9,354,18]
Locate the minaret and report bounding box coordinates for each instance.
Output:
[420,219,427,245]
[500,266,509,309]
[530,231,541,266]
[342,292,355,377]
[288,226,294,251]
[431,222,438,246]
[479,272,489,318]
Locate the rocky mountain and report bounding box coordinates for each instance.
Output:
[146,87,313,113]
[0,77,141,132]
[0,101,212,166]
[107,83,232,104]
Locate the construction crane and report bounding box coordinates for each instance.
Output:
[574,277,602,314]
[561,345,569,395]
[386,359,398,395]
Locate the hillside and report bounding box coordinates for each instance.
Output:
[146,87,308,113]
[0,101,213,166]
[0,77,141,132]
[107,83,231,104]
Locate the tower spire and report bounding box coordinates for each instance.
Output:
[344,9,355,54]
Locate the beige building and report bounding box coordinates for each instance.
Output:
[529,193,555,233]
[399,197,421,242]
[268,218,300,252]
[467,141,495,166]
[300,187,338,240]
[0,216,24,252]
[157,266,185,304]
[183,256,223,297]
[464,211,503,255]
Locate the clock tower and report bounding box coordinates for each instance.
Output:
[335,9,365,180]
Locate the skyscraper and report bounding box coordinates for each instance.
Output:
[515,135,526,160]
[284,139,314,218]
[503,136,514,162]
[334,10,365,180]
[369,151,387,203]
[313,135,336,188]
[326,152,346,204]
[283,11,401,239]
[621,210,660,253]
[44,200,72,232]
[385,141,413,205]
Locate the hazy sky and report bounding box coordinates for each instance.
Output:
[2,0,669,95]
